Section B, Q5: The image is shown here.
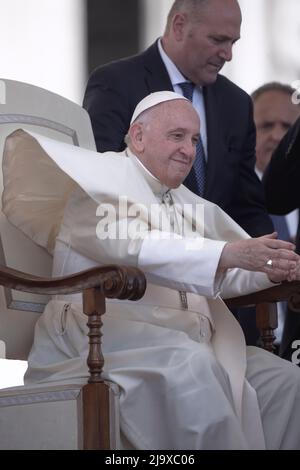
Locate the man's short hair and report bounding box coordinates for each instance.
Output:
[251,82,296,103]
[165,0,208,33]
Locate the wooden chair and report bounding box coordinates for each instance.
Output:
[0,78,300,449]
[0,264,146,450]
[0,78,133,450]
[0,265,300,449]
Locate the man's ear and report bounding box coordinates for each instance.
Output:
[129,122,145,153]
[172,13,187,41]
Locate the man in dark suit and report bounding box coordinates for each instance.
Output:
[83,0,273,239]
[263,114,300,363]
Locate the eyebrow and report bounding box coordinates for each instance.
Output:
[168,128,200,135]
[260,119,293,127]
[211,34,240,43]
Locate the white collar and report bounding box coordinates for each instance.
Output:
[158,38,188,87]
[125,147,170,199]
[255,167,263,181]
[158,38,202,91]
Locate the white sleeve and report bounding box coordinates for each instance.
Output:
[138,231,226,297]
[219,268,276,299]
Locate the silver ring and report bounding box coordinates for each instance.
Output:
[266,259,273,267]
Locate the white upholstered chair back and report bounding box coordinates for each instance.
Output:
[0,80,120,451]
[0,79,96,360]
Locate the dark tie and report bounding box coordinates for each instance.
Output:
[270,214,290,242]
[178,82,207,197]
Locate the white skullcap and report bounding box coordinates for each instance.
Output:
[130,91,188,124]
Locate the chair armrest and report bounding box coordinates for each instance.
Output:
[225,281,300,309]
[0,264,146,300]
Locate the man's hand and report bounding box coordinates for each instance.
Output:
[219,232,299,282]
[286,259,300,282]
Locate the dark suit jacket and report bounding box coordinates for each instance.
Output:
[263,116,300,361]
[263,115,300,231]
[83,41,273,237]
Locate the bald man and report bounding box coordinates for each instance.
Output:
[253,82,300,176]
[4,92,300,450]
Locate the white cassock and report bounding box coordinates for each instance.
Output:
[3,129,300,450]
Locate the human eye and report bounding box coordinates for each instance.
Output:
[261,122,273,131]
[283,123,292,132]
[170,131,184,141]
[192,136,199,146]
[210,36,224,45]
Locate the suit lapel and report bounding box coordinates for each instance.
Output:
[141,41,173,93]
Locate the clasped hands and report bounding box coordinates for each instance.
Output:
[220,232,300,283]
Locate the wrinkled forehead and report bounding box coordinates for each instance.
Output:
[146,100,200,131]
[254,90,296,113]
[165,99,199,122]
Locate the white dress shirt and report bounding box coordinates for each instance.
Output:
[158,39,208,157]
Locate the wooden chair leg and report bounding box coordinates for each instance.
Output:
[81,287,111,449]
[81,382,111,450]
[256,302,278,352]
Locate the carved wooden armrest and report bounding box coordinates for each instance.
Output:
[225,281,300,309]
[225,281,300,352]
[0,264,146,299]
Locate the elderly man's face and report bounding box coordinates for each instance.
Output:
[173,0,241,85]
[254,90,300,173]
[135,100,200,188]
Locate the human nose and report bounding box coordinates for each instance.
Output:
[219,43,233,62]
[181,139,196,158]
[270,124,287,144]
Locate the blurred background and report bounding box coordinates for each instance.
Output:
[1,0,300,105]
[0,0,300,387]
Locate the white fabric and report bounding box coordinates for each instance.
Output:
[130,90,187,124]
[2,129,300,450]
[0,359,26,389]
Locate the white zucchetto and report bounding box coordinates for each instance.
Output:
[130,91,188,124]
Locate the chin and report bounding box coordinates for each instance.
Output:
[205,74,218,85]
[200,70,219,85]
[167,179,182,189]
